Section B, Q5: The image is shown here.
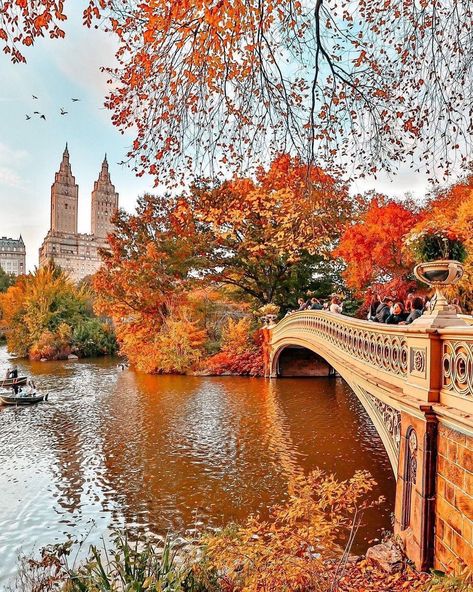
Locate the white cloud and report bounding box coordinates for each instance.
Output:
[50,25,118,103]
[0,142,28,165]
[0,167,24,189]
[0,142,28,189]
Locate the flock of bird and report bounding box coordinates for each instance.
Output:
[25,95,80,121]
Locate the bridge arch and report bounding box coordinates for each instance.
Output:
[272,339,400,473]
[266,310,473,571]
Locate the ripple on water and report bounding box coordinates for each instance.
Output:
[0,348,395,584]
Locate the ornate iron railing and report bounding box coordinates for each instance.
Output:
[271,311,409,378]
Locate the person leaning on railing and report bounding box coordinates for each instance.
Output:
[399,297,425,325]
[329,296,343,314]
[386,302,408,324]
[374,297,394,323]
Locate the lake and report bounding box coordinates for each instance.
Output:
[0,346,395,584]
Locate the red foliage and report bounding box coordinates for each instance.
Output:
[335,197,420,292]
[205,325,264,377]
[205,349,264,377]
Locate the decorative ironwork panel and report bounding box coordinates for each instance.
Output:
[442,340,473,398]
[402,427,418,530]
[273,313,409,378]
[366,392,401,454]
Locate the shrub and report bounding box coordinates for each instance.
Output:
[424,568,473,592]
[72,319,117,357]
[204,318,264,376]
[200,469,379,592]
[405,228,467,263]
[9,534,208,592]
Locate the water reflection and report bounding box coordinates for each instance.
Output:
[0,348,395,583]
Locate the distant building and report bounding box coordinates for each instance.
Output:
[0,235,26,276]
[39,145,119,282]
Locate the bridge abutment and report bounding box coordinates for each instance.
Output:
[395,408,438,571]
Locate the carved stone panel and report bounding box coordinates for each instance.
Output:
[410,347,427,378]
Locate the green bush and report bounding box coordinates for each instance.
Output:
[424,569,473,592]
[72,319,118,357]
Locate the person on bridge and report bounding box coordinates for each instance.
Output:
[297,298,308,311]
[374,297,393,323]
[367,293,381,320]
[329,296,343,314]
[400,297,425,324]
[405,292,415,313]
[309,297,323,310]
[386,302,408,324]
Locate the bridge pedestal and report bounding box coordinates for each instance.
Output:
[395,408,438,571]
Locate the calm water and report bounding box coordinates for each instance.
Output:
[0,346,395,583]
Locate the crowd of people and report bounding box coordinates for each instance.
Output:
[287,293,345,316]
[367,292,462,325]
[288,291,464,325]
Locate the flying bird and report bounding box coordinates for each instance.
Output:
[71,98,80,102]
[32,95,38,99]
[60,108,68,115]
[25,114,31,120]
[40,114,46,120]
[33,111,40,115]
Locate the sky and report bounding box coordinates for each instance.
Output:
[0,5,432,271]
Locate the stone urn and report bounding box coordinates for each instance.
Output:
[261,314,278,327]
[414,259,464,314]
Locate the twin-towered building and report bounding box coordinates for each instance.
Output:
[39,145,119,282]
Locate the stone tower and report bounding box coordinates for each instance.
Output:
[91,155,119,238]
[50,144,79,234]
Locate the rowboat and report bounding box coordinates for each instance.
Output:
[0,376,27,388]
[0,393,48,406]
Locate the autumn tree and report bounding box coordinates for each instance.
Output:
[334,196,420,293]
[93,193,210,373]
[2,1,473,184]
[0,263,115,359]
[94,156,350,372]
[189,154,352,307]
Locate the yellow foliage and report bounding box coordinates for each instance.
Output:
[221,317,254,356]
[200,469,379,592]
[117,306,207,374]
[0,264,88,357]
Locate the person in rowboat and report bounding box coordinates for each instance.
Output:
[26,380,36,396]
[10,366,19,394]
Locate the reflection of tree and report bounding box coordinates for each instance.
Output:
[47,412,87,514]
[259,380,304,494]
[13,356,119,519]
[1,344,396,553]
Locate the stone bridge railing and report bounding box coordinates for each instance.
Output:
[267,310,473,572]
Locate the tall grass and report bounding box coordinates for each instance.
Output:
[8,533,214,592]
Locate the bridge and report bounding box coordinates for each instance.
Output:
[265,306,473,572]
